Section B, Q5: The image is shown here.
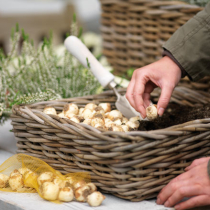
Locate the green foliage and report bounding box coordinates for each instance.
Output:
[0,113,10,126]
[0,24,101,117]
[126,68,135,79]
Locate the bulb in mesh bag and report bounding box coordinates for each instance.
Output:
[9,170,24,191]
[0,174,9,188]
[75,185,91,202]
[41,182,60,201]
[86,183,97,193]
[37,172,54,186]
[58,187,74,202]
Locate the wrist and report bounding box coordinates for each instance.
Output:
[163,50,186,78]
[161,56,181,81]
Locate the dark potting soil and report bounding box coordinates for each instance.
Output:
[138,104,210,131]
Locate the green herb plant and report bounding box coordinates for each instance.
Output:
[0,21,102,122]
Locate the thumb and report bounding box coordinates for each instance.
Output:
[157,85,174,116]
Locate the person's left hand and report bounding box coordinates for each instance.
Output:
[156,157,210,210]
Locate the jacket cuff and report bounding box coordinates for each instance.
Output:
[208,160,210,179]
[162,49,189,79]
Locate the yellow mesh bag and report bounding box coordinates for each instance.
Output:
[0,154,91,202]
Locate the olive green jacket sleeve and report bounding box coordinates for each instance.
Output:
[163,2,210,81]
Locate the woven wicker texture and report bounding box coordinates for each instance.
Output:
[11,85,210,201]
[100,0,203,75]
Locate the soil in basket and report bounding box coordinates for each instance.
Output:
[139,104,210,131]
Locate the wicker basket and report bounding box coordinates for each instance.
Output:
[100,0,203,75]
[11,85,210,201]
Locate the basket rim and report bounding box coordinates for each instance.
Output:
[11,87,210,141]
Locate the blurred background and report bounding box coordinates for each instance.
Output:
[0,0,101,53]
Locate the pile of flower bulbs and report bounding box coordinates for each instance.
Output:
[43,103,158,132]
[0,169,105,206]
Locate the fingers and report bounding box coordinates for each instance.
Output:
[157,83,175,116]
[143,93,151,108]
[143,81,156,107]
[157,179,193,205]
[174,195,210,210]
[126,70,156,118]
[133,72,150,118]
[126,72,136,109]
[185,157,210,171]
[164,184,203,208]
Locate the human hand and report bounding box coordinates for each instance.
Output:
[126,56,181,118]
[157,157,210,210]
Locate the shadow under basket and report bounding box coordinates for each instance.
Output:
[11,87,210,201]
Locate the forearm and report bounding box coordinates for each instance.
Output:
[208,160,210,179]
[163,2,210,81]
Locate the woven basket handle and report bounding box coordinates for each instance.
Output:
[64,36,115,88]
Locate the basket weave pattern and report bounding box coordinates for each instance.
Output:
[11,86,210,201]
[100,0,203,75]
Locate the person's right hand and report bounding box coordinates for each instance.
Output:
[126,56,181,118]
[157,157,210,210]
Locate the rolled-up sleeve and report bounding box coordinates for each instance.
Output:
[163,2,210,81]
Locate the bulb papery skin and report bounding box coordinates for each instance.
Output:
[121,125,130,132]
[75,185,91,202]
[65,112,76,119]
[87,191,106,207]
[108,125,124,132]
[37,172,54,186]
[53,177,66,188]
[85,103,97,111]
[18,168,32,176]
[98,103,111,113]
[43,107,57,115]
[73,180,86,190]
[146,105,158,120]
[82,108,94,120]
[9,170,24,191]
[114,119,122,126]
[122,117,128,124]
[94,107,105,116]
[91,115,105,127]
[79,108,85,115]
[58,187,74,202]
[126,121,139,130]
[107,110,123,121]
[70,116,80,123]
[83,118,92,125]
[0,174,9,188]
[129,116,140,123]
[63,103,79,116]
[58,111,66,118]
[41,182,60,201]
[24,171,37,188]
[65,176,74,187]
[86,183,97,193]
